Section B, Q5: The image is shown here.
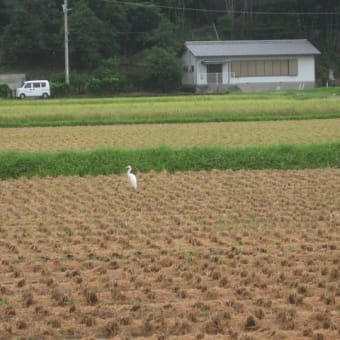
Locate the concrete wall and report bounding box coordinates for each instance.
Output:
[195,81,315,94]
[236,81,315,92]
[0,74,26,90]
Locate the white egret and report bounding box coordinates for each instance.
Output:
[126,165,137,190]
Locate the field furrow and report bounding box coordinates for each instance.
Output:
[0,169,339,339]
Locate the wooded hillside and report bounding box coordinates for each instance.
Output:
[0,0,339,92]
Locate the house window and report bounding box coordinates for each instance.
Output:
[281,60,289,75]
[256,61,265,75]
[232,59,298,77]
[248,61,256,76]
[288,59,297,76]
[191,65,194,72]
[273,60,281,76]
[264,61,273,76]
[240,61,248,77]
[232,61,241,76]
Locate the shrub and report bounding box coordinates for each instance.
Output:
[87,77,123,95]
[0,83,12,98]
[50,82,71,98]
[138,47,182,92]
[50,72,66,83]
[70,71,90,94]
[93,57,119,79]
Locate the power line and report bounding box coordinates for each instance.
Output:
[94,0,340,16]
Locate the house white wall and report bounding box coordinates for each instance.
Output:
[298,56,316,82]
[182,50,198,86]
[182,51,317,91]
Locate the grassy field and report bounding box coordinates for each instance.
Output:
[1,89,340,127]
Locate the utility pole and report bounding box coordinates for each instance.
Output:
[62,0,70,85]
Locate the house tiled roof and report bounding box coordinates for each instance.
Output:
[185,39,320,57]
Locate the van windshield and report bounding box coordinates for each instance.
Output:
[24,83,31,88]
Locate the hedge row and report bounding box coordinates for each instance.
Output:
[0,143,338,180]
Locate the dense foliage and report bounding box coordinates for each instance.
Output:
[0,0,339,92]
[138,47,182,91]
[0,83,11,97]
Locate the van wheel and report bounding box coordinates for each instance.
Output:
[42,93,49,99]
[20,93,25,99]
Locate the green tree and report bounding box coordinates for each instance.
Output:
[68,0,116,69]
[0,0,339,88]
[0,0,12,34]
[144,16,179,50]
[87,57,125,95]
[87,0,128,55]
[125,3,164,54]
[1,0,61,65]
[138,47,182,92]
[93,57,119,78]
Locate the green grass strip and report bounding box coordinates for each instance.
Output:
[0,143,338,180]
[0,112,340,128]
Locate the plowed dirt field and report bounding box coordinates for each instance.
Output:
[0,169,339,339]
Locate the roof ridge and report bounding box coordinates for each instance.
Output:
[186,39,308,45]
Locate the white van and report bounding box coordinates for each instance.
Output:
[16,80,51,99]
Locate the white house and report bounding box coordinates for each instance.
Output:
[181,39,320,93]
